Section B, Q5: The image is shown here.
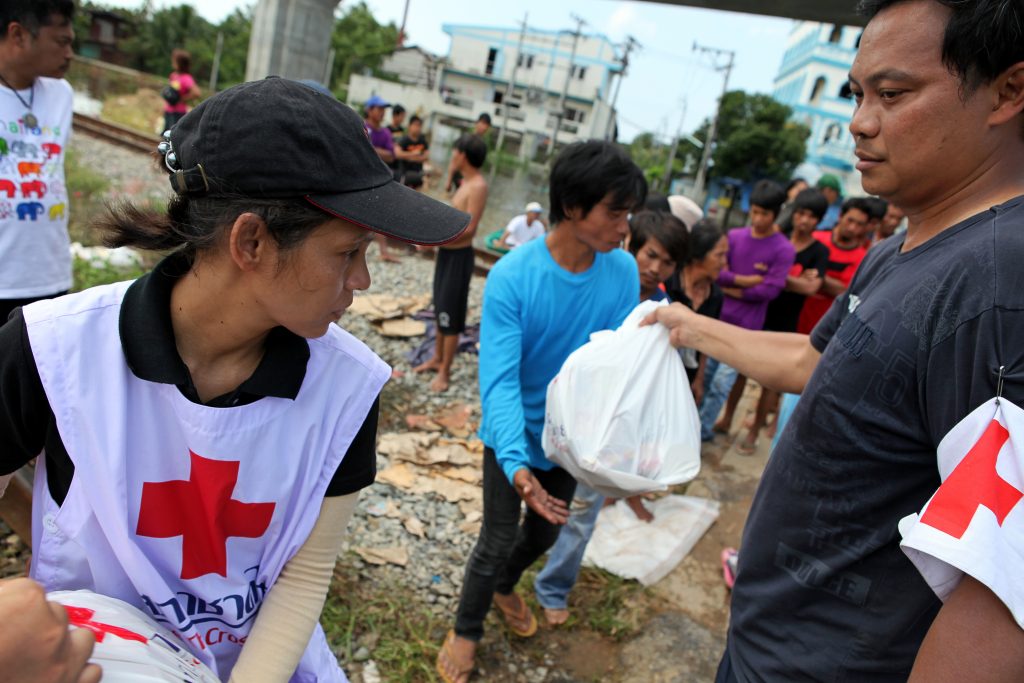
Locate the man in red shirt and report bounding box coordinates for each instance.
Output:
[797,197,872,334]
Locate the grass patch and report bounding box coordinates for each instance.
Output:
[321,559,445,682]
[65,148,110,198]
[101,89,165,135]
[516,563,649,641]
[72,257,146,292]
[65,148,111,246]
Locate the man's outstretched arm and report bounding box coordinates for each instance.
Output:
[642,303,820,395]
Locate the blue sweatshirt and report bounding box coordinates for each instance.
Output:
[478,235,639,484]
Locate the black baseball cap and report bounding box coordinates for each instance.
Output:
[163,77,469,246]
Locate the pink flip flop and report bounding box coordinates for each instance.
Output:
[721,548,739,589]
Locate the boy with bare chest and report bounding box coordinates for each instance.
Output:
[414,134,488,391]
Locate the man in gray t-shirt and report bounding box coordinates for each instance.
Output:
[646,1,1024,680]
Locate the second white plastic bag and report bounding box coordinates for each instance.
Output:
[542,300,701,498]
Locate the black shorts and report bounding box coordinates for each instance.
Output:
[433,246,475,334]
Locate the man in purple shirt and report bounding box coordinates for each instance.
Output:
[699,180,794,441]
[364,94,400,262]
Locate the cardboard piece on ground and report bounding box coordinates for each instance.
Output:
[427,443,478,467]
[582,495,720,586]
[349,294,431,322]
[355,546,409,567]
[376,318,427,338]
[402,516,426,539]
[434,403,475,437]
[406,414,442,432]
[458,520,482,535]
[378,432,438,460]
[377,463,417,490]
[378,432,481,469]
[376,458,482,504]
[458,499,480,517]
[442,466,481,484]
[412,476,480,504]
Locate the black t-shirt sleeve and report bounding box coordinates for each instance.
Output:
[397,135,411,150]
[809,242,830,279]
[324,396,379,496]
[924,306,1024,447]
[0,309,49,475]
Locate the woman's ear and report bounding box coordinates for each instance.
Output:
[227,213,271,272]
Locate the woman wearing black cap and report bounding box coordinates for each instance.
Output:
[0,78,470,682]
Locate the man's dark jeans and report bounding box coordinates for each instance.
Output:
[453,447,576,641]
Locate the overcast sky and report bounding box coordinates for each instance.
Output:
[96,0,795,143]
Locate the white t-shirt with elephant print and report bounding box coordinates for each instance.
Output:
[0,76,72,299]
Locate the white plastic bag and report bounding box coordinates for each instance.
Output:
[47,590,220,683]
[542,300,701,497]
[583,495,720,586]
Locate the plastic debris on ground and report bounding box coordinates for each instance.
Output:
[582,495,720,586]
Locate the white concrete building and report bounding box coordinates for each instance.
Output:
[772,21,862,195]
[347,23,624,160]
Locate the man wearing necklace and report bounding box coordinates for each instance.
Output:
[0,0,75,324]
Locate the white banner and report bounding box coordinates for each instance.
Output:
[899,396,1024,627]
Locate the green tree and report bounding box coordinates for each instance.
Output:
[211,8,254,89]
[693,90,809,183]
[628,132,689,193]
[329,1,400,98]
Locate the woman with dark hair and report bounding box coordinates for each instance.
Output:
[664,218,728,400]
[776,176,809,233]
[0,78,469,682]
[163,48,201,132]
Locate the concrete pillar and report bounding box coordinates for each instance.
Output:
[246,0,342,83]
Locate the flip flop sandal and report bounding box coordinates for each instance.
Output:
[721,548,739,589]
[495,594,538,637]
[736,438,758,455]
[436,630,473,683]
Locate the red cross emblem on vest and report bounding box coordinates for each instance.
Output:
[921,419,1023,539]
[64,605,148,644]
[136,451,276,580]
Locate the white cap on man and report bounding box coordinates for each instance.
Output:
[667,195,703,231]
[525,201,543,214]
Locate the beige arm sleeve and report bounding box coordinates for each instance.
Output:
[228,492,358,683]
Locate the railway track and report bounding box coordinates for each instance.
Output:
[72,112,156,155]
[472,246,500,276]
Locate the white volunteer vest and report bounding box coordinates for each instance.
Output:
[23,281,390,682]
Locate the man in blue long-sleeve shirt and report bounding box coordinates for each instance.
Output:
[436,141,646,683]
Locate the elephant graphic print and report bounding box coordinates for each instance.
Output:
[0,76,73,299]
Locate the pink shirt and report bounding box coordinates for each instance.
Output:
[165,72,196,114]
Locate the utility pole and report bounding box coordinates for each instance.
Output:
[691,42,735,202]
[604,35,639,141]
[494,12,528,164]
[662,97,687,191]
[547,13,586,158]
[398,0,411,47]
[209,32,224,92]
